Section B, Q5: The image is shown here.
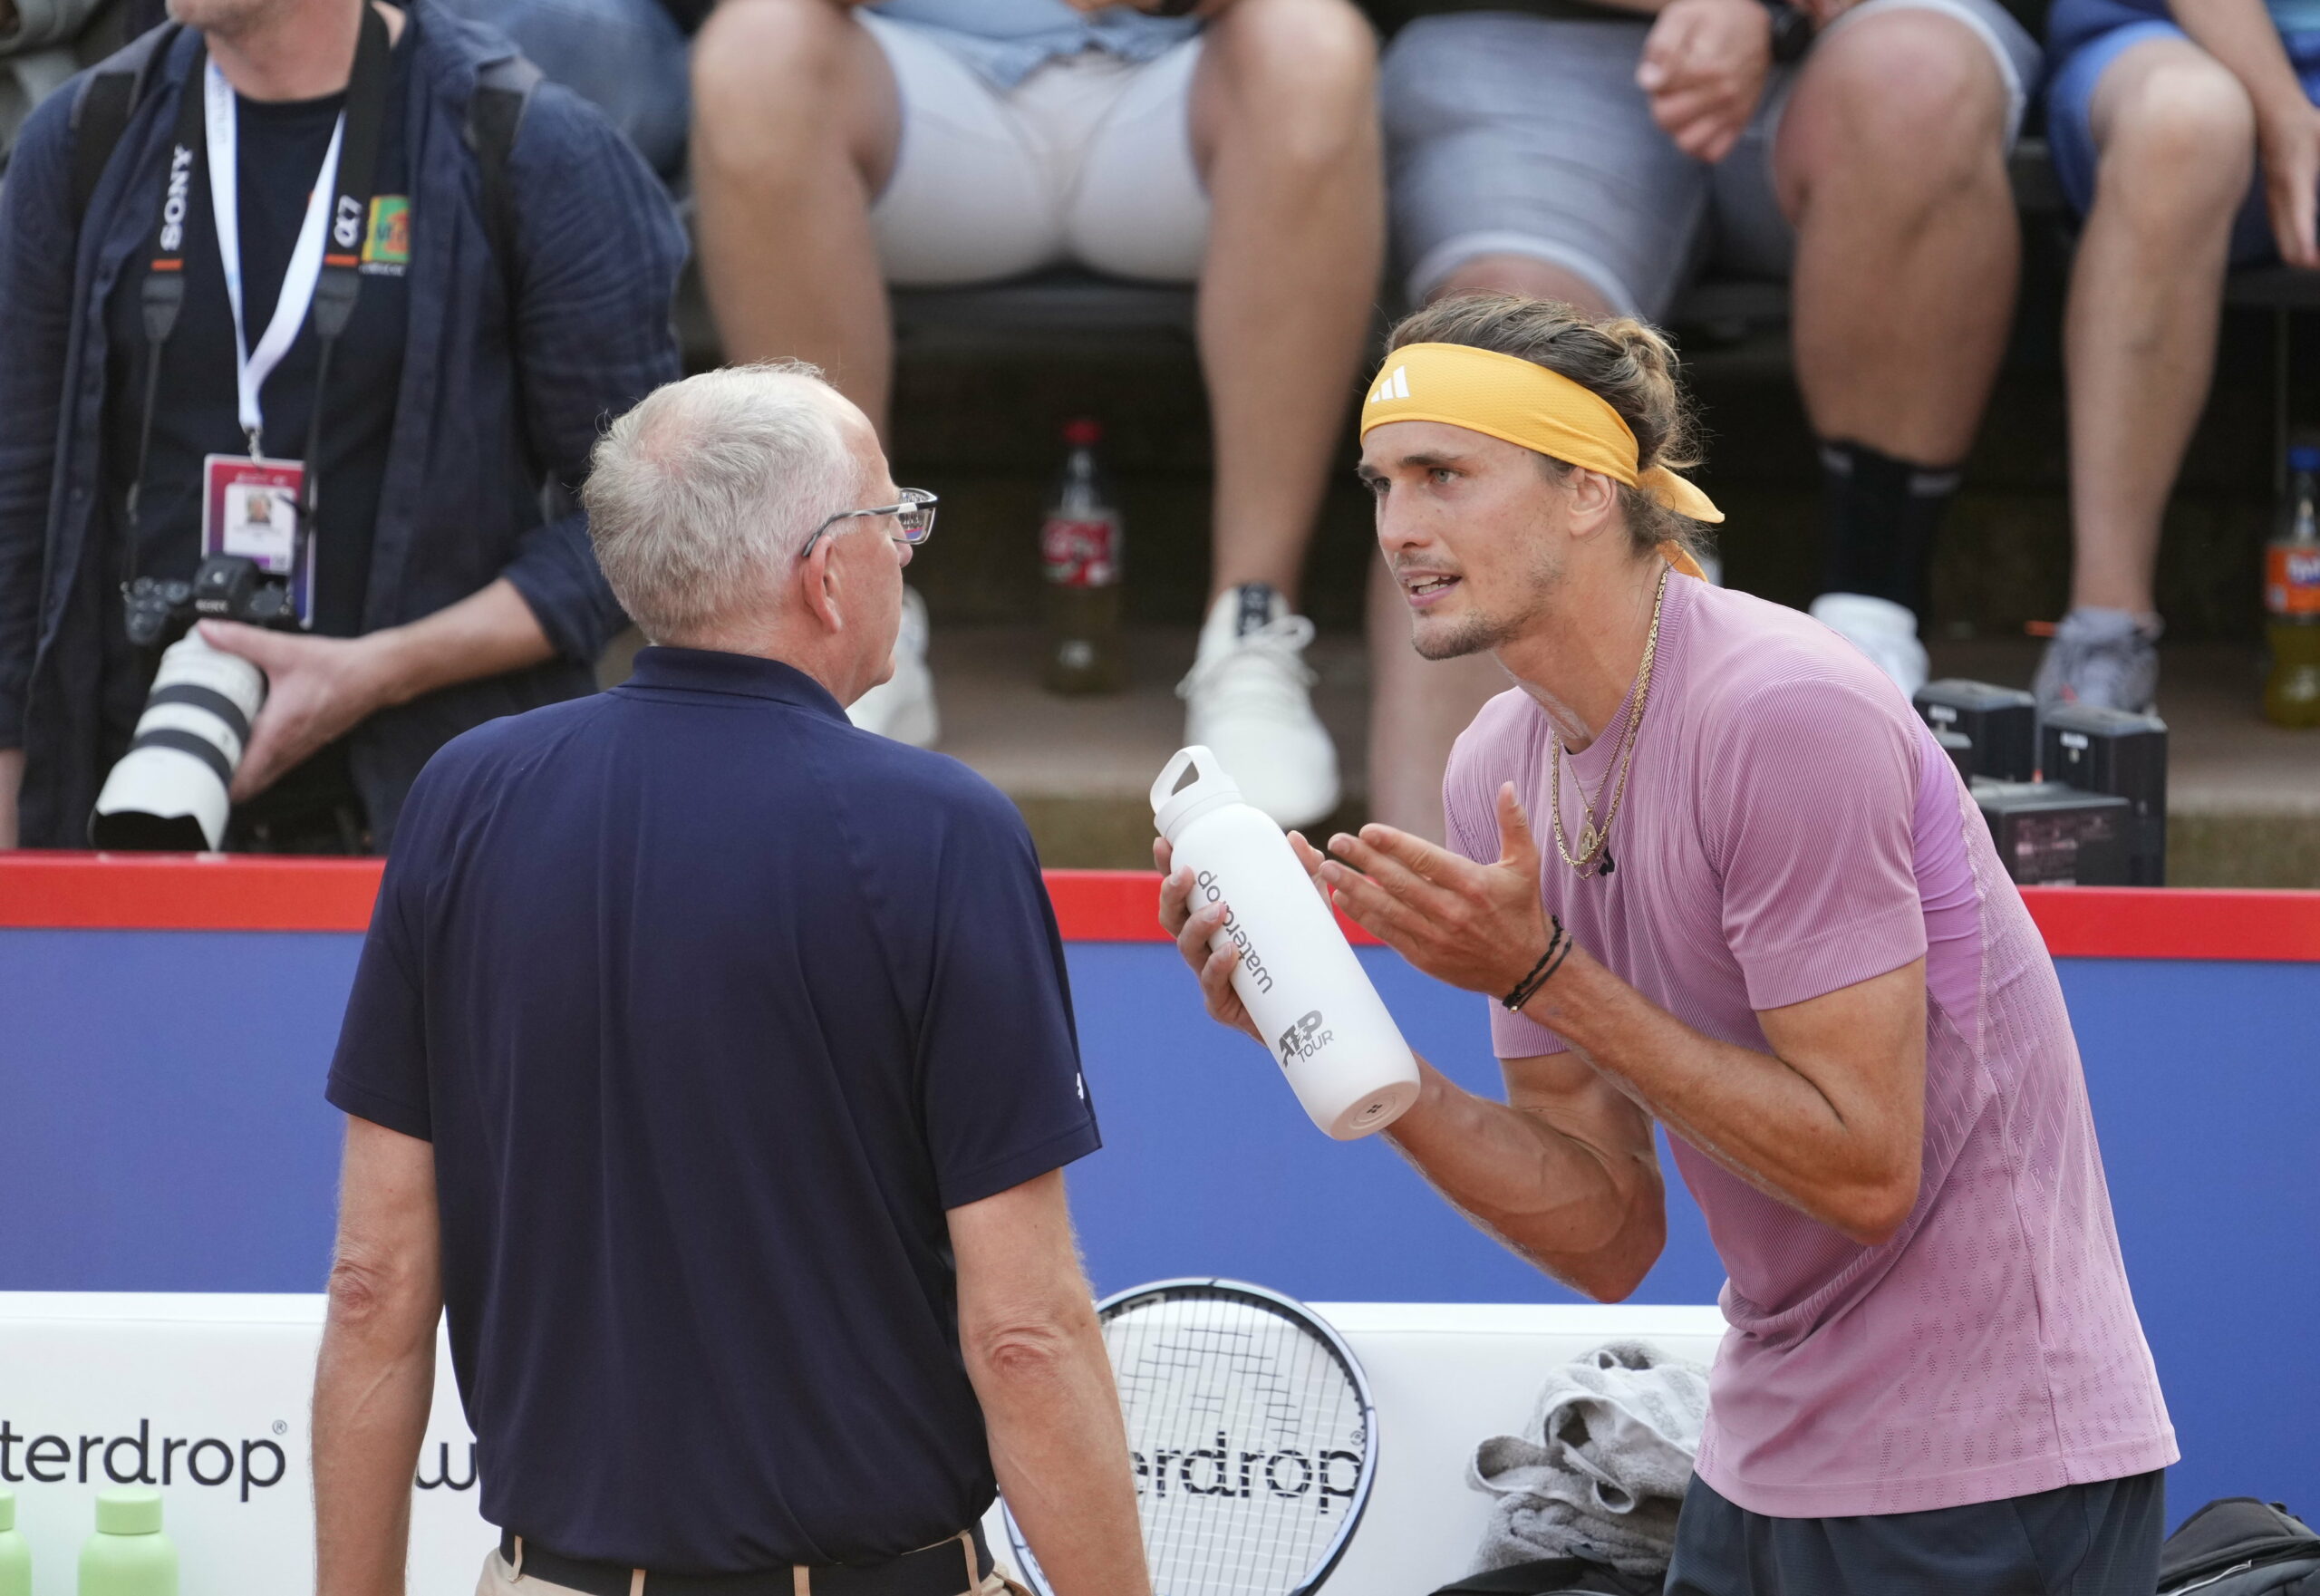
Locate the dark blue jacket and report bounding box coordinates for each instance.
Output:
[0,3,686,848]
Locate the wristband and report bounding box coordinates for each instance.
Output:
[1501,917,1570,1011]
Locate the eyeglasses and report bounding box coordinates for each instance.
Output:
[799,488,938,559]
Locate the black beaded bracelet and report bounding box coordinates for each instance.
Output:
[1501,917,1568,1011]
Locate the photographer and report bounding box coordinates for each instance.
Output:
[0,0,684,851]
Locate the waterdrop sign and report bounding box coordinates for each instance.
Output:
[0,1293,488,1595]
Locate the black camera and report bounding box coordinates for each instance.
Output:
[93,554,294,850]
[121,554,297,650]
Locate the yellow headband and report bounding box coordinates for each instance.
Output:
[1359,343,1726,549]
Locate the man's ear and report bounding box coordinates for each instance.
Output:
[1564,468,1621,540]
[798,537,846,637]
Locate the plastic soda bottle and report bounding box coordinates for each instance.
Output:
[79,1489,177,1596]
[1040,418,1126,695]
[1153,746,1421,1140]
[0,1489,30,1596]
[2266,443,2320,728]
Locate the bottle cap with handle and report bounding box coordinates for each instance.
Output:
[1152,745,1250,843]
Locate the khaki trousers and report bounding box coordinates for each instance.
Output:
[475,1547,1022,1596]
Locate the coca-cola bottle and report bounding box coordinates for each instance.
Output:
[2264,443,2320,727]
[1040,419,1126,695]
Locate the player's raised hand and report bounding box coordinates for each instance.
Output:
[1318,782,1553,998]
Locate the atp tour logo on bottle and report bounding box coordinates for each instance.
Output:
[1194,870,1274,995]
[1276,1009,1335,1071]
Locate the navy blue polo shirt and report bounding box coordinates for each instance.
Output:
[324,647,1101,1574]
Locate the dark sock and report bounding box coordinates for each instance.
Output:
[1818,440,1963,617]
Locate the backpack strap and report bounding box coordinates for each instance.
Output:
[463,52,540,311]
[66,20,179,230]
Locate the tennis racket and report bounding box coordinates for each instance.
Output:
[1002,1278,1378,1596]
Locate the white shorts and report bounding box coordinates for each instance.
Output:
[860,12,1211,286]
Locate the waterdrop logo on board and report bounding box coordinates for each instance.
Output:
[0,1419,481,1502]
[0,1418,285,1503]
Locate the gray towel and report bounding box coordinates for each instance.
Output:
[1468,1340,1711,1579]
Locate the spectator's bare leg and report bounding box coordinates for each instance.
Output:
[2065,42,2252,615]
[1364,254,1610,839]
[691,0,900,430]
[1189,0,1384,605]
[1775,11,2015,466]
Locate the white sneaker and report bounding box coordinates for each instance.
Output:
[847,587,939,747]
[1810,592,1929,699]
[1177,583,1340,829]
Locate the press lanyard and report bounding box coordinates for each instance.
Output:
[207,58,345,452]
[121,6,393,554]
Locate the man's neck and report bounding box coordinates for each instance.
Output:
[1494,553,1667,754]
[666,629,861,708]
[206,0,400,102]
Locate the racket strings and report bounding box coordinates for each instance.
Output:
[1105,1291,1368,1596]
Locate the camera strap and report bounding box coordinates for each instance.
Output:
[121,6,393,585]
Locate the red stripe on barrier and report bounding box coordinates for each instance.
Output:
[0,855,386,931]
[2,857,2316,960]
[2016,885,2320,962]
[1043,869,1382,946]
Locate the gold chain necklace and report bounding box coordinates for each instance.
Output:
[1549,564,1669,878]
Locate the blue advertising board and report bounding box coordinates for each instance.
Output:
[2,924,2314,1526]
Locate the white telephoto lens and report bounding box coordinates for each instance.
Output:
[90,634,267,851]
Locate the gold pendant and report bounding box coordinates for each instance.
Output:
[1575,822,1601,860]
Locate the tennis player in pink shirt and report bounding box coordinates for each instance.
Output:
[1159,295,2176,1593]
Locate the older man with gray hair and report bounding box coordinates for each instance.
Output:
[309,363,1148,1596]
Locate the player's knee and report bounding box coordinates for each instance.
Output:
[2098,55,2257,218]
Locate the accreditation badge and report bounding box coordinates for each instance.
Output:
[201,453,315,625]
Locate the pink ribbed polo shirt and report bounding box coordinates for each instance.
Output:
[1442,575,2176,1518]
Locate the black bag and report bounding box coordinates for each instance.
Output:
[2160,1498,2320,1595]
[1431,1556,1663,1596]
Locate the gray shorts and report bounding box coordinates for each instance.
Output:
[1380,0,2043,318]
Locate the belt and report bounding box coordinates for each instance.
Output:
[495,1524,991,1596]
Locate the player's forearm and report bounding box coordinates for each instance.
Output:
[312,1275,439,1596]
[363,578,554,709]
[1387,1057,1664,1301]
[1520,951,1915,1244]
[968,1306,1152,1596]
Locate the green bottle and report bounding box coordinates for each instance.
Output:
[0,1488,31,1596]
[79,1488,177,1596]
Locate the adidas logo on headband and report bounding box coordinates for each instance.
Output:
[1367,365,1409,404]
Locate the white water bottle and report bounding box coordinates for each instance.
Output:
[1153,746,1421,1140]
